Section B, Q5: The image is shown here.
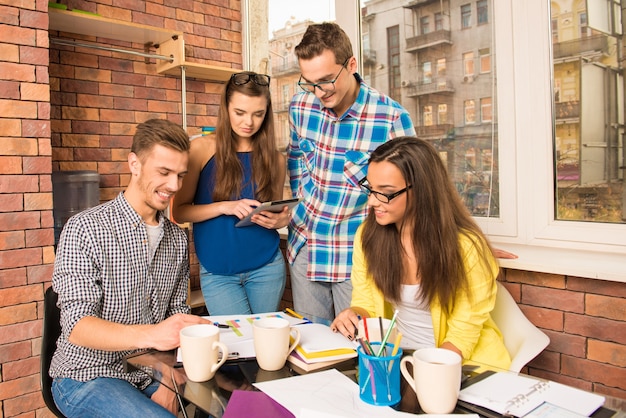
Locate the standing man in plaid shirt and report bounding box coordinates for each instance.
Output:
[287,23,415,325]
[50,119,209,417]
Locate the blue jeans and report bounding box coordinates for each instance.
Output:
[200,248,286,315]
[289,244,353,326]
[52,376,174,418]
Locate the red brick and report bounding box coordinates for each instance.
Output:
[98,161,130,175]
[588,339,626,367]
[0,340,31,363]
[523,285,584,312]
[568,276,626,297]
[110,122,136,136]
[3,356,39,381]
[0,79,20,98]
[1,137,39,156]
[0,156,22,174]
[0,267,27,289]
[527,349,560,373]
[111,71,146,86]
[60,78,99,95]
[25,227,53,247]
[24,192,52,210]
[0,98,37,117]
[0,247,42,269]
[99,83,134,97]
[0,302,37,326]
[0,5,19,24]
[20,9,47,30]
[533,368,593,392]
[0,25,36,46]
[594,383,626,404]
[20,82,49,101]
[111,149,129,162]
[0,320,41,346]
[4,388,44,416]
[61,133,100,148]
[26,263,54,284]
[561,354,626,390]
[148,100,179,113]
[70,120,109,135]
[99,56,135,72]
[74,147,111,162]
[0,284,41,309]
[586,294,626,321]
[543,329,586,357]
[99,135,132,149]
[100,108,140,123]
[565,313,626,344]
[22,119,51,138]
[23,156,51,174]
[0,118,21,137]
[19,45,48,66]
[76,93,114,109]
[0,230,25,250]
[62,106,100,121]
[0,211,41,231]
[0,194,24,213]
[59,161,98,171]
[522,305,563,331]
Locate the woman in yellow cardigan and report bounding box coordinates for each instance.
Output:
[331,137,510,370]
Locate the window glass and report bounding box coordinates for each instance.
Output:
[551,0,625,224]
[477,0,489,25]
[363,0,499,217]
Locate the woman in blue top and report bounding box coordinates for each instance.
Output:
[173,72,290,315]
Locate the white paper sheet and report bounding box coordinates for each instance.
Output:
[255,368,476,418]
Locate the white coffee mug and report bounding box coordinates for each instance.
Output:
[253,317,301,371]
[400,347,462,414]
[179,324,228,382]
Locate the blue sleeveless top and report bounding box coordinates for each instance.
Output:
[193,152,279,275]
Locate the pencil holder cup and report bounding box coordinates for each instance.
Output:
[358,342,403,406]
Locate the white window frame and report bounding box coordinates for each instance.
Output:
[247,0,626,282]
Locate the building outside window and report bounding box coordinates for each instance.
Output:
[461,3,472,28]
[481,97,492,122]
[423,105,433,126]
[477,0,489,25]
[421,16,430,35]
[464,99,476,124]
[479,48,490,73]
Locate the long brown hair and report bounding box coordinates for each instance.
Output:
[212,72,280,202]
[361,137,495,315]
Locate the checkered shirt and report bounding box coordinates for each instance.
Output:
[287,74,415,282]
[50,192,190,388]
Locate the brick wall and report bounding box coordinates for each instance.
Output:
[499,270,626,402]
[0,0,240,416]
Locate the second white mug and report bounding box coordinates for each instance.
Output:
[253,317,301,371]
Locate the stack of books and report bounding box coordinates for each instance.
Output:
[287,323,359,372]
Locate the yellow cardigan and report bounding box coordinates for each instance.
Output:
[351,226,511,370]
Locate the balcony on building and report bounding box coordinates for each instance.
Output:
[405,78,455,97]
[415,124,454,139]
[406,30,452,52]
[552,34,609,59]
[403,0,441,8]
[272,60,301,77]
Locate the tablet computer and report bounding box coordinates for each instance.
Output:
[235,197,303,227]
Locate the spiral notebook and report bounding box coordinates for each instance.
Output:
[458,371,605,417]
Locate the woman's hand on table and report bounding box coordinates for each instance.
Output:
[330,308,362,341]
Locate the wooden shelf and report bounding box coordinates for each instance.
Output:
[48,8,179,46]
[48,8,237,82]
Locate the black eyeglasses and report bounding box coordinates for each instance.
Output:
[358,178,412,204]
[230,73,271,86]
[298,58,349,93]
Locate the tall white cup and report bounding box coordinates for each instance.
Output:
[179,324,228,382]
[400,347,462,414]
[253,317,301,371]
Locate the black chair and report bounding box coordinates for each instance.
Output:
[41,286,66,417]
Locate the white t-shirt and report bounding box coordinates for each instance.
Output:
[394,284,435,350]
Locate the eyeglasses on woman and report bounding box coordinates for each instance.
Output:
[231,72,271,86]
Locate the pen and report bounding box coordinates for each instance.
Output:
[377,310,399,357]
[213,322,230,329]
[284,307,311,323]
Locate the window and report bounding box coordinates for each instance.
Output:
[421,16,430,35]
[423,105,433,126]
[422,61,432,84]
[461,4,472,28]
[479,48,490,73]
[463,52,474,77]
[387,25,401,102]
[435,12,443,31]
[477,0,488,25]
[438,103,448,124]
[436,58,446,76]
[480,97,492,122]
[252,0,626,279]
[464,99,476,124]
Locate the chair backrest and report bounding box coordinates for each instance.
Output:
[492,281,550,372]
[41,286,66,417]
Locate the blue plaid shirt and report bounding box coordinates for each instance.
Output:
[287,74,415,283]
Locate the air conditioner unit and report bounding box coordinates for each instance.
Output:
[401,80,411,87]
[463,75,474,83]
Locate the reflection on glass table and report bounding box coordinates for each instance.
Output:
[124,349,624,418]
